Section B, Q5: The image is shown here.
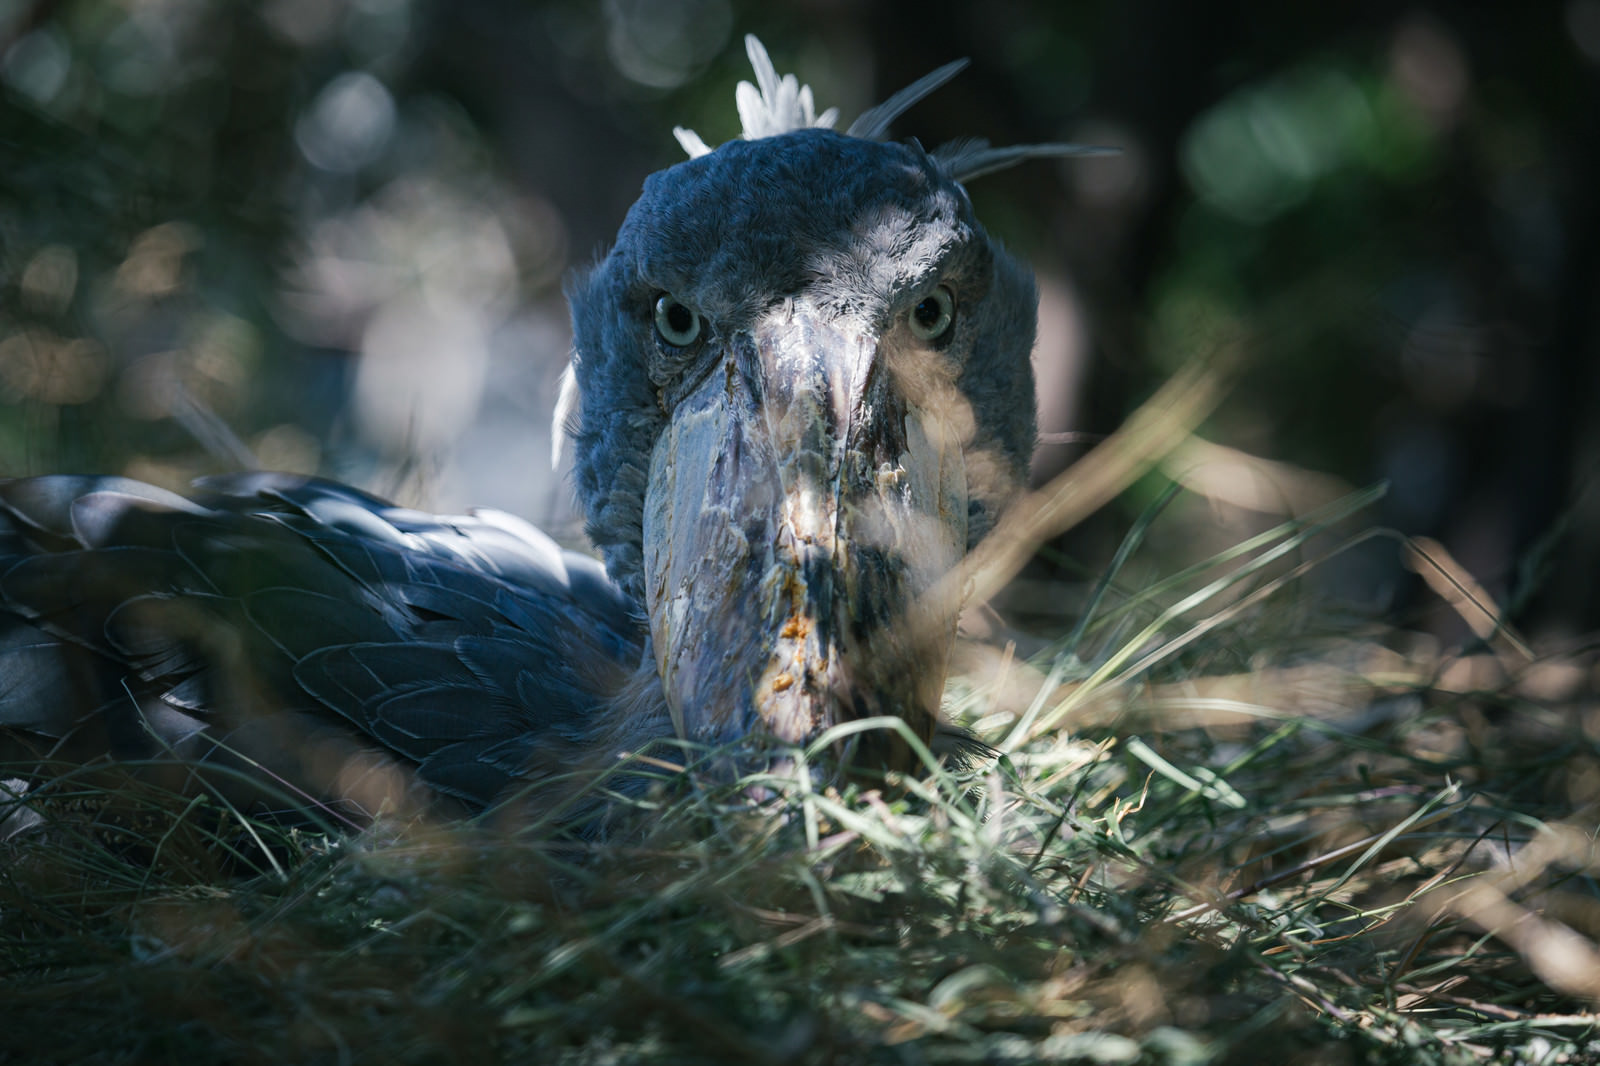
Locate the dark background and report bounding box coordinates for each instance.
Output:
[2,0,1596,637]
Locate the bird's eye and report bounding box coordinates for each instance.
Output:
[908,285,956,342]
[653,294,702,347]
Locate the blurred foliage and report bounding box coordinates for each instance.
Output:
[2,0,1598,628]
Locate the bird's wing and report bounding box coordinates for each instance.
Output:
[0,473,645,811]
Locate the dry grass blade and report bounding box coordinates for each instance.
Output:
[1404,535,1535,662]
[924,358,1227,635]
[1434,823,1600,1003]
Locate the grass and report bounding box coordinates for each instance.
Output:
[4,476,1599,1064]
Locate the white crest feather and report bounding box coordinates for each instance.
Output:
[550,360,579,471]
[673,126,713,159]
[674,35,838,158]
[735,35,839,139]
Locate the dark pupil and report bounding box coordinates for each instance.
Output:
[915,299,939,327]
[665,302,693,335]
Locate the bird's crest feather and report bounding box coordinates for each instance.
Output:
[929,138,1121,182]
[674,34,1114,183]
[844,58,969,140]
[674,35,839,158]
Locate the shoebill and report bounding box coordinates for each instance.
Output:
[0,38,1103,822]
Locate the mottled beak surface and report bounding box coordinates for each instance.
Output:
[643,303,969,764]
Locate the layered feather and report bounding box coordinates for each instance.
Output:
[0,473,646,814]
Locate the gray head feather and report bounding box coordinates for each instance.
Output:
[844,58,969,140]
[931,138,1122,183]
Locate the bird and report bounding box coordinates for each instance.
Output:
[0,38,1104,829]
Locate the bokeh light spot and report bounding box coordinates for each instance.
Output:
[2,29,70,104]
[603,0,731,89]
[296,71,396,172]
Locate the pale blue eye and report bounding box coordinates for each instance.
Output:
[654,294,702,346]
[909,285,955,341]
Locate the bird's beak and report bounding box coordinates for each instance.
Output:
[643,303,970,767]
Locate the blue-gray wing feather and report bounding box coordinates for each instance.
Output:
[0,474,645,810]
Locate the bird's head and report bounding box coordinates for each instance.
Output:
[565,38,1103,767]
